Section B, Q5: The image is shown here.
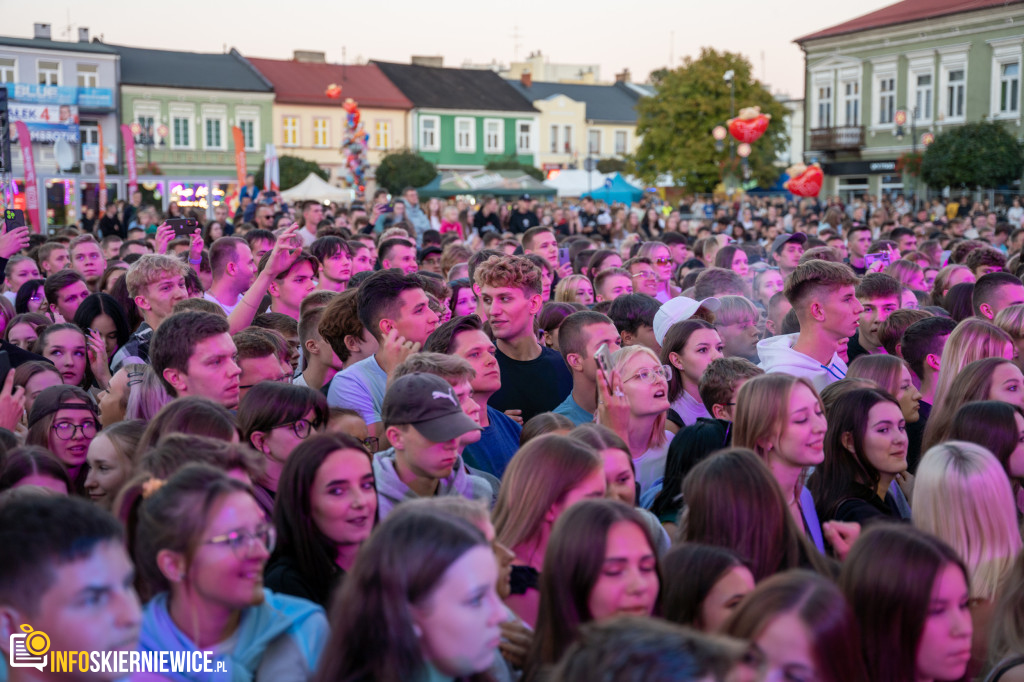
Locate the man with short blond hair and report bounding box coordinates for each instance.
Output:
[111,254,190,370]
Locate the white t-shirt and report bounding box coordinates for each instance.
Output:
[633,430,674,497]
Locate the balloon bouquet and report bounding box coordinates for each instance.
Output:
[325,84,370,198]
[725,104,823,198]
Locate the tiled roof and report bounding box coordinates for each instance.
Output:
[246,58,412,109]
[796,0,1024,42]
[372,61,536,113]
[506,80,641,123]
[102,44,273,92]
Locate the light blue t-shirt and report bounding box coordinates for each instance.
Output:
[552,392,594,426]
[327,355,387,426]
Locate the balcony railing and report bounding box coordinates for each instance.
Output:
[809,126,865,152]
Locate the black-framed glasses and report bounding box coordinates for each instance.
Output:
[361,436,380,454]
[204,524,276,558]
[51,420,98,440]
[277,418,319,439]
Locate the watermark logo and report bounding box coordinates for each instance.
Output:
[10,624,49,671]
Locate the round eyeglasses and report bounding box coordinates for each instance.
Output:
[277,418,319,439]
[624,365,672,384]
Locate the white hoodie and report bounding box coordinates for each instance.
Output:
[757,333,847,392]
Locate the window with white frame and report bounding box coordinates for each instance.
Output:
[455,117,475,153]
[313,118,329,147]
[817,84,833,127]
[946,69,966,119]
[77,64,98,88]
[37,60,59,86]
[614,130,628,155]
[169,104,195,150]
[374,120,391,150]
[1000,62,1020,114]
[915,73,933,121]
[235,106,260,151]
[875,71,896,125]
[940,51,968,122]
[282,116,299,146]
[133,102,162,146]
[516,121,533,153]
[588,129,601,155]
[202,105,226,150]
[842,80,859,126]
[991,41,1022,118]
[483,119,503,153]
[419,115,440,151]
[0,58,14,84]
[550,124,559,153]
[563,125,573,153]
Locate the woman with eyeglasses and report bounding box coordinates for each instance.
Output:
[25,384,100,494]
[265,432,378,608]
[135,464,328,679]
[637,242,681,303]
[608,345,673,498]
[238,381,329,518]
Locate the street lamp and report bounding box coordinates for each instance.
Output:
[712,125,727,153]
[737,142,752,181]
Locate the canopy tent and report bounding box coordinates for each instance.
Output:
[545,169,610,197]
[417,169,556,198]
[280,173,355,203]
[581,173,645,204]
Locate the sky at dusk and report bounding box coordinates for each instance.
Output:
[8,0,895,98]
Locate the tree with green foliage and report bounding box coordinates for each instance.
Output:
[255,155,328,191]
[485,157,544,181]
[632,48,789,193]
[596,158,627,174]
[920,121,1024,189]
[375,150,437,194]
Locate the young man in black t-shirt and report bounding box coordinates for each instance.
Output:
[474,254,572,422]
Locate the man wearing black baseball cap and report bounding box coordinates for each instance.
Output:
[771,231,807,279]
[510,194,540,234]
[373,372,491,519]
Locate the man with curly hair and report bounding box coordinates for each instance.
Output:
[474,255,572,422]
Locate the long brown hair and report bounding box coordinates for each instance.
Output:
[722,570,868,682]
[525,499,659,681]
[679,448,827,581]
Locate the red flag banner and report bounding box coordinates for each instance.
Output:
[120,124,138,195]
[232,126,247,191]
[13,121,41,232]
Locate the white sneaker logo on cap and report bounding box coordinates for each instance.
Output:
[432,389,459,407]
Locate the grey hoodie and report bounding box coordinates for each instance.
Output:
[757,333,848,392]
[373,448,496,519]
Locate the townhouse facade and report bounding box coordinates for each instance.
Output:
[796,0,1024,202]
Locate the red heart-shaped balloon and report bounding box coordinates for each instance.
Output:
[728,114,770,144]
[325,84,342,99]
[784,165,824,197]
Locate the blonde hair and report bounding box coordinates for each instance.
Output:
[554,275,592,304]
[733,374,824,497]
[846,354,906,397]
[933,318,1013,407]
[884,259,924,289]
[493,434,602,551]
[124,254,190,298]
[994,304,1024,341]
[714,295,759,327]
[913,441,1022,601]
[611,345,668,448]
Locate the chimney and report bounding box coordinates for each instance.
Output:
[33,23,51,40]
[293,50,326,63]
[78,27,89,43]
[411,55,444,68]
[521,70,532,88]
[615,68,631,83]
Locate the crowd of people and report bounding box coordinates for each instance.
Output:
[3,183,1024,681]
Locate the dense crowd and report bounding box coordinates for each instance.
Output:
[3,183,1024,681]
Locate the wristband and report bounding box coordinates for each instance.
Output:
[189,258,202,265]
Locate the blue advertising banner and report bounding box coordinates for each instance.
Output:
[9,103,80,144]
[2,83,113,109]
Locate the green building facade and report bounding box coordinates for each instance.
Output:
[797,1,1024,201]
[411,109,537,169]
